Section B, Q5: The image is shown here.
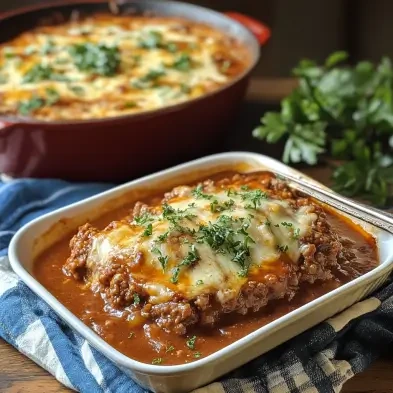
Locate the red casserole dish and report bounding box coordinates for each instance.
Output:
[0,0,269,181]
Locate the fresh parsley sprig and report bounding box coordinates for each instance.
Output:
[253,51,393,206]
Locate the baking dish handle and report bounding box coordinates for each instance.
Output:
[224,12,271,46]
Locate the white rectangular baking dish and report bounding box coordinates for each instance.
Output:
[8,152,393,393]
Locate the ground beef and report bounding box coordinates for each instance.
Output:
[63,223,98,280]
[64,172,368,336]
[192,269,299,327]
[163,186,192,203]
[132,201,150,218]
[298,205,344,283]
[97,264,145,308]
[141,301,198,335]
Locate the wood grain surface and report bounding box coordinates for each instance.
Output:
[1,338,393,393]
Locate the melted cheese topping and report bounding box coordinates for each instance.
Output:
[86,183,317,304]
[0,14,249,120]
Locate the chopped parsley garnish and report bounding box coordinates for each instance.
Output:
[138,31,178,52]
[152,358,163,365]
[196,279,204,286]
[281,221,293,227]
[51,74,70,82]
[166,345,175,353]
[132,68,166,89]
[186,335,197,350]
[198,215,233,249]
[264,220,271,226]
[240,189,268,210]
[277,244,289,253]
[224,199,235,210]
[157,231,170,243]
[134,213,154,226]
[18,89,60,115]
[210,198,235,213]
[162,203,196,231]
[142,223,153,237]
[192,184,213,200]
[274,224,280,227]
[45,88,60,106]
[69,43,120,76]
[143,69,166,81]
[22,64,55,83]
[54,57,69,65]
[152,247,169,271]
[124,101,137,108]
[24,45,36,55]
[68,85,85,96]
[22,63,69,83]
[138,31,163,49]
[132,54,142,65]
[220,60,232,73]
[193,351,202,358]
[41,39,56,55]
[18,95,45,115]
[171,245,199,284]
[133,293,140,305]
[292,228,301,239]
[171,53,192,72]
[159,255,169,270]
[180,83,191,94]
[162,203,179,221]
[227,188,238,197]
[197,215,254,275]
[166,42,178,53]
[4,47,15,59]
[210,199,225,213]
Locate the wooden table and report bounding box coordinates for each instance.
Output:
[1,78,393,392]
[1,338,392,393]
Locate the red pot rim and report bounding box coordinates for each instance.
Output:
[0,0,262,127]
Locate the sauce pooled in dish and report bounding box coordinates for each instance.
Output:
[34,171,379,365]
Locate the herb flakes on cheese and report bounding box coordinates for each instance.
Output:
[0,14,248,120]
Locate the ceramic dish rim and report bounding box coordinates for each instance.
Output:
[8,151,393,376]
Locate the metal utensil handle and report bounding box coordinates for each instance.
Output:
[274,170,393,235]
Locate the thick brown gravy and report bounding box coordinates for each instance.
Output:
[33,172,379,365]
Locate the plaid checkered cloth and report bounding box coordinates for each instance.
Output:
[1,178,393,393]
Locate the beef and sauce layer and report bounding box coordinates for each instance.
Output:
[34,171,378,365]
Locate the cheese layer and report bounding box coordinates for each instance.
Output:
[0,14,249,120]
[85,182,317,304]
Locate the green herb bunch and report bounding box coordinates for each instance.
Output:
[253,51,393,206]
